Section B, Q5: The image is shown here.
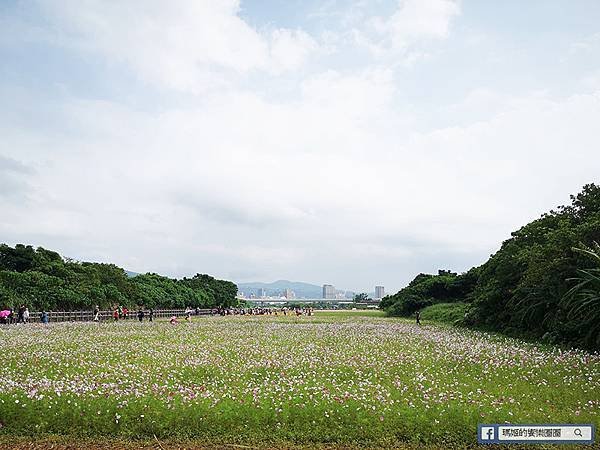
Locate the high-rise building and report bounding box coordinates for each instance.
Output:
[257,288,267,298]
[375,286,385,299]
[283,288,295,299]
[322,284,336,299]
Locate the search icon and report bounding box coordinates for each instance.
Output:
[574,428,583,437]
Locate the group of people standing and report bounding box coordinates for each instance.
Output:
[0,305,30,324]
[2,304,318,326]
[0,305,48,325]
[101,305,155,323]
[213,306,314,316]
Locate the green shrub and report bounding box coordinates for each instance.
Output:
[382,267,479,317]
[0,244,238,311]
[560,242,600,348]
[386,295,432,317]
[420,302,468,324]
[384,184,600,350]
[468,184,600,350]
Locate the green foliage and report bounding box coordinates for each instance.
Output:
[181,274,238,308]
[560,242,600,348]
[381,267,479,316]
[0,313,597,446]
[386,294,432,316]
[353,292,369,302]
[384,184,600,350]
[0,244,237,311]
[419,302,469,324]
[467,184,600,349]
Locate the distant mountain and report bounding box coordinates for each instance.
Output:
[125,271,139,278]
[237,280,323,299]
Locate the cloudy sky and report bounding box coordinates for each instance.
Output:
[1,0,600,293]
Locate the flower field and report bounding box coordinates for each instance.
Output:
[0,311,598,448]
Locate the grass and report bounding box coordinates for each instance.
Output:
[0,312,598,448]
[419,303,468,325]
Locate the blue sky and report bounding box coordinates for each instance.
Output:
[1,1,600,292]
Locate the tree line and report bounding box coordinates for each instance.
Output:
[381,183,600,350]
[0,245,238,311]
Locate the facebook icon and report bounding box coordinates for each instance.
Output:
[479,425,498,444]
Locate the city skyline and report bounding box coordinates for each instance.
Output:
[239,279,383,298]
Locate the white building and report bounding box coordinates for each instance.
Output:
[375,286,385,299]
[322,284,336,299]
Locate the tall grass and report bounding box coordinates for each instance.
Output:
[562,242,600,347]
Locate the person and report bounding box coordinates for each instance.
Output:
[416,310,421,326]
[113,309,119,322]
[137,308,145,322]
[148,308,154,322]
[93,305,100,322]
[23,307,30,324]
[122,306,129,319]
[18,304,25,323]
[40,310,49,325]
[117,305,123,319]
[169,315,179,325]
[185,310,191,322]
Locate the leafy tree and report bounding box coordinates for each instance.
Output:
[353,293,369,302]
[181,274,238,308]
[0,244,238,312]
[384,184,600,350]
[467,184,600,348]
[0,244,37,272]
[382,268,478,316]
[560,242,600,347]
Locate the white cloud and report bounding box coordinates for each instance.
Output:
[2,0,600,292]
[33,0,319,92]
[570,32,600,53]
[2,75,600,290]
[269,29,319,73]
[383,0,460,48]
[356,0,460,57]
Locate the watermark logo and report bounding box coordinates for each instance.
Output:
[480,426,496,442]
[478,424,595,445]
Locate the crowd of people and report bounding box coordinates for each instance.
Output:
[166,306,314,324]
[104,305,155,322]
[0,304,30,324]
[212,306,314,316]
[1,304,315,325]
[0,305,48,325]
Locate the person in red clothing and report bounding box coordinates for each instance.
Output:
[113,309,119,321]
[122,306,129,319]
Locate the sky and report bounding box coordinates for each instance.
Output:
[1,0,600,293]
